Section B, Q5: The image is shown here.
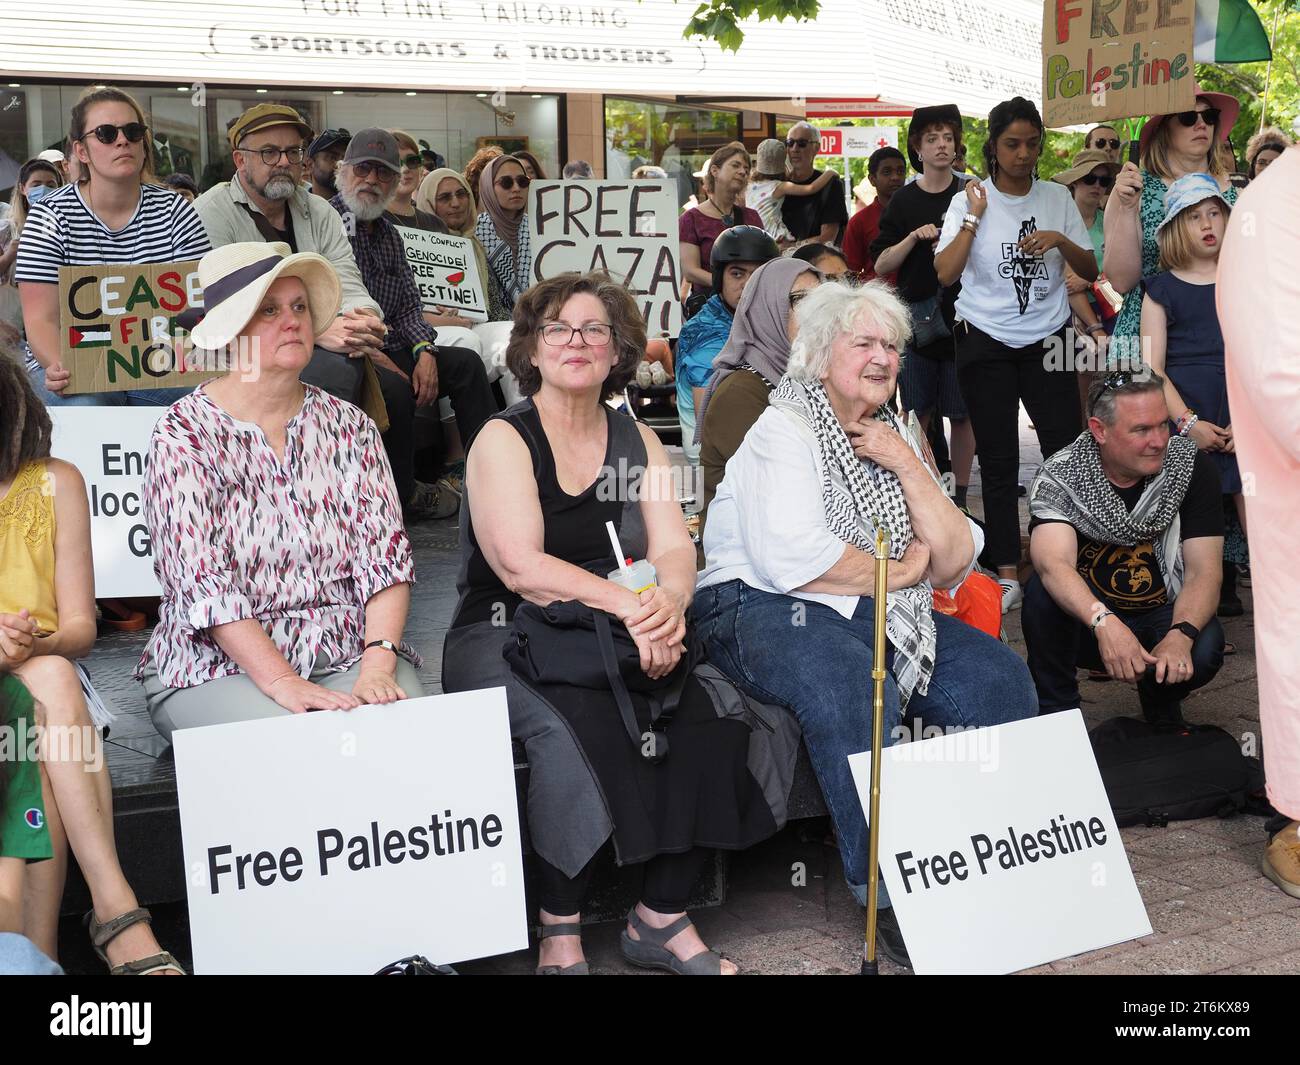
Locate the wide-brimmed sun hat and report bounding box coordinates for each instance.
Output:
[186,242,341,351]
[1156,172,1230,234]
[1052,148,1122,187]
[1138,84,1240,157]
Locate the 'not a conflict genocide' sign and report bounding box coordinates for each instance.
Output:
[58,260,218,394]
[396,228,488,322]
[174,687,527,974]
[529,179,682,337]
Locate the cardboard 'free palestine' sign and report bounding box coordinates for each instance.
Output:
[396,228,488,322]
[58,260,217,394]
[1041,0,1196,128]
[528,180,682,337]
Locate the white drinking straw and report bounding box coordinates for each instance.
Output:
[606,520,631,574]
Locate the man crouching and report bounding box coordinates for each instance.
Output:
[1025,369,1226,724]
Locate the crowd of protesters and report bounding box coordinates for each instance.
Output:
[1,82,1296,978]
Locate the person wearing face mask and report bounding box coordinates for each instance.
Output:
[15,88,211,407]
[383,129,446,233]
[0,160,63,345]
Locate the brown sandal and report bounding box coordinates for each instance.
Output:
[85,907,186,975]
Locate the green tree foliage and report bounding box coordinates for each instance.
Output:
[678,0,821,51]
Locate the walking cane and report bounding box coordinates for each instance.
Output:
[861,523,890,976]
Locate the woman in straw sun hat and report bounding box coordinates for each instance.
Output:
[136,242,426,736]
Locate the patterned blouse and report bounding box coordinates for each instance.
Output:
[135,384,419,690]
[1111,170,1238,353]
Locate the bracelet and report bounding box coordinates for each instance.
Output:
[1179,413,1199,436]
[962,212,980,228]
[1091,610,1114,631]
[960,220,979,236]
[1086,323,1106,336]
[364,639,399,657]
[412,341,433,358]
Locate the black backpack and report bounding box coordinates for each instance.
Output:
[1089,717,1268,827]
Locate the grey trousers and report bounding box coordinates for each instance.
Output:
[141,658,426,741]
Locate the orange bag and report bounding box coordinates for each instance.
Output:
[932,571,1003,639]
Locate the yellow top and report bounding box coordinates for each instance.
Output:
[0,460,58,634]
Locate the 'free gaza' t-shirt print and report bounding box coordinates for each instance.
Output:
[998,216,1049,315]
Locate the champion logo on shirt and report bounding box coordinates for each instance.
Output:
[25,807,44,830]
[998,217,1049,315]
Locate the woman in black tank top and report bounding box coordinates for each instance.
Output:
[442,274,758,975]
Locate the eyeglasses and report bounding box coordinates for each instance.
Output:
[1091,138,1121,150]
[246,145,306,166]
[539,322,612,346]
[349,160,397,182]
[1088,369,1140,415]
[1078,173,1114,188]
[785,138,813,149]
[401,154,423,169]
[82,122,148,145]
[1174,108,1221,128]
[496,174,530,191]
[435,188,471,204]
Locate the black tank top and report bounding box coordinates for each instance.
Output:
[450,399,650,628]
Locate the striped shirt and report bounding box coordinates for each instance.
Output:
[14,182,211,285]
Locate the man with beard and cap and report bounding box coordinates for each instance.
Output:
[194,104,389,401]
[306,127,350,198]
[331,129,497,519]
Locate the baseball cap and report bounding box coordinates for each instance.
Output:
[308,128,351,157]
[37,149,65,164]
[341,128,400,173]
[228,103,313,152]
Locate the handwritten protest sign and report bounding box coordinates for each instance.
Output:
[396,228,488,322]
[1042,0,1196,128]
[59,261,215,394]
[529,180,682,337]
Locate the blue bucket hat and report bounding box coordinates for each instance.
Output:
[1157,172,1230,234]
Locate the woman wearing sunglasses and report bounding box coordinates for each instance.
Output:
[14,87,210,406]
[383,129,446,234]
[1103,87,1240,365]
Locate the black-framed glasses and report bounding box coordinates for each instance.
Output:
[435,188,470,204]
[1175,107,1220,128]
[1079,173,1114,188]
[1091,138,1121,150]
[82,122,148,145]
[350,160,397,182]
[496,174,530,191]
[786,138,813,149]
[247,145,306,165]
[539,322,612,346]
[400,154,423,169]
[1088,370,1139,415]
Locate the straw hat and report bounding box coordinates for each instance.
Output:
[186,242,341,351]
[1052,148,1122,187]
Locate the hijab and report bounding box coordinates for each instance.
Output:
[416,168,476,237]
[477,154,526,255]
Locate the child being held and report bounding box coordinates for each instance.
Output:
[748,138,836,246]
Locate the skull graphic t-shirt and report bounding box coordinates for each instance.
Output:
[938,177,1091,347]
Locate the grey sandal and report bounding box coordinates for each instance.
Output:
[619,907,726,975]
[535,922,590,975]
[85,907,186,976]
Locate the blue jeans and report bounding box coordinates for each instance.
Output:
[0,932,63,975]
[28,357,190,407]
[691,579,1039,908]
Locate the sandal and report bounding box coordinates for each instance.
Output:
[534,922,590,975]
[85,907,186,976]
[619,907,727,975]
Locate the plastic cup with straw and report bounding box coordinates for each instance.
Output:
[605,520,657,594]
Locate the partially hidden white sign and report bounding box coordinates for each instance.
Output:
[848,710,1150,974]
[397,228,488,322]
[529,179,682,337]
[48,407,164,599]
[174,687,527,974]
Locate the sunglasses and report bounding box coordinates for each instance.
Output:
[1174,107,1221,128]
[496,174,530,190]
[401,154,423,169]
[350,160,397,182]
[1078,173,1114,188]
[1091,138,1121,150]
[1088,369,1142,415]
[82,122,148,145]
[785,138,813,149]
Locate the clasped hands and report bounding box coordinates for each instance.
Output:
[619,584,687,681]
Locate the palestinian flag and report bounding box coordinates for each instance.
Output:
[1195,0,1272,63]
[68,324,110,347]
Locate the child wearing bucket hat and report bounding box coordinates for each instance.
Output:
[1140,172,1245,617]
[746,138,836,246]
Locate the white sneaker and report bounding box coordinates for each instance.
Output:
[998,579,1023,614]
[635,361,653,388]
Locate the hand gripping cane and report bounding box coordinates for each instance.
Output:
[861,523,890,976]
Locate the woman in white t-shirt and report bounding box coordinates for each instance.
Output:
[935,96,1098,613]
[15,86,211,407]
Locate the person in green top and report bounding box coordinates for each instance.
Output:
[1053,149,1120,358]
[1,674,54,964]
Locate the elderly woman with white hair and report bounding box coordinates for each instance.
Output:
[691,281,1038,969]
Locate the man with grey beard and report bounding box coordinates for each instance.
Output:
[330,129,496,519]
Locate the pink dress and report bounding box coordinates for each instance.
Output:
[1217,147,1300,821]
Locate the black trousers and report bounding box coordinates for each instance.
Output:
[1022,573,1226,723]
[419,343,497,449]
[536,846,709,917]
[956,322,1082,568]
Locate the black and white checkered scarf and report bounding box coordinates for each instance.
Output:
[1029,430,1198,597]
[770,376,936,707]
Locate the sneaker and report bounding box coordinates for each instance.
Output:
[439,462,465,499]
[405,480,459,521]
[635,361,653,388]
[872,907,912,970]
[998,578,1022,614]
[1261,821,1300,899]
[1238,563,1251,587]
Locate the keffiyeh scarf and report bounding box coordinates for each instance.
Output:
[476,211,532,307]
[1029,430,1198,598]
[770,376,937,708]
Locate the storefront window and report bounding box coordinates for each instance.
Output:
[605,97,740,209]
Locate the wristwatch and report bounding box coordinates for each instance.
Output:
[1171,621,1199,642]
